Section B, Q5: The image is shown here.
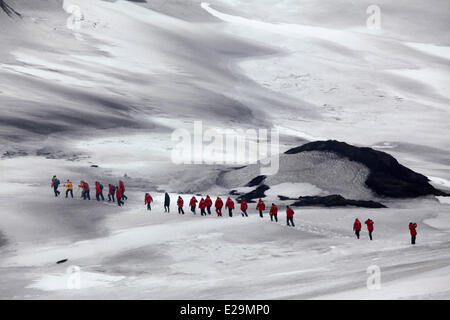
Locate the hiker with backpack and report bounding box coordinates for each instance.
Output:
[205,195,212,214]
[164,192,170,212]
[240,199,248,217]
[353,218,362,239]
[177,196,184,214]
[189,196,198,214]
[269,203,278,222]
[215,197,223,217]
[108,184,116,202]
[199,198,207,216]
[256,198,265,218]
[119,180,127,200]
[286,206,295,227]
[51,176,60,197]
[225,197,235,217]
[145,193,153,210]
[95,181,105,201]
[65,179,73,198]
[116,186,124,206]
[409,222,418,245]
[365,218,374,240]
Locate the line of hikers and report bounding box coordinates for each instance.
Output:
[51,176,128,207]
[353,218,418,244]
[149,195,297,226]
[52,176,418,242]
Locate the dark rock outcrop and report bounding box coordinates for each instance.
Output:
[285,140,448,198]
[290,195,386,208]
[246,175,266,187]
[0,0,21,17]
[236,185,270,203]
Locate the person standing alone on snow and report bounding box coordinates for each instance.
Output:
[286,206,295,227]
[365,218,374,240]
[205,195,212,215]
[269,203,278,222]
[199,198,206,216]
[256,198,265,218]
[51,176,60,197]
[353,218,362,239]
[177,196,184,214]
[409,222,417,245]
[65,179,73,198]
[95,181,104,201]
[116,186,124,206]
[189,196,198,214]
[164,192,170,212]
[108,184,116,202]
[145,193,153,210]
[225,197,234,217]
[215,197,223,217]
[240,199,248,217]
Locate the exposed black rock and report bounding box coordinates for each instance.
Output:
[236,185,270,203]
[285,140,448,198]
[0,0,21,17]
[291,195,386,208]
[246,175,266,187]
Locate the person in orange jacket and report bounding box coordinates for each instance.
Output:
[286,206,295,227]
[199,198,206,216]
[177,196,184,215]
[353,218,362,239]
[215,197,223,216]
[189,196,198,214]
[240,199,248,217]
[409,222,417,245]
[269,203,278,222]
[365,219,374,240]
[145,193,153,210]
[65,180,73,198]
[205,195,213,215]
[225,197,235,217]
[256,198,265,218]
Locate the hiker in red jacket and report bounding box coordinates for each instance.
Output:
[95,181,105,201]
[83,181,90,200]
[108,184,115,202]
[116,186,124,206]
[119,180,127,200]
[365,219,374,240]
[256,199,265,218]
[353,218,362,239]
[225,197,235,217]
[145,193,153,210]
[199,198,206,216]
[269,203,278,222]
[215,197,223,216]
[409,222,417,245]
[205,195,212,215]
[240,199,248,217]
[286,206,295,227]
[189,196,198,214]
[177,196,184,215]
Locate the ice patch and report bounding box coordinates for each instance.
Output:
[265,182,322,198]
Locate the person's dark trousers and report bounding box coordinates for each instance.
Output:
[411,235,416,245]
[54,186,60,197]
[108,193,115,202]
[164,205,169,212]
[81,191,85,199]
[178,207,184,214]
[241,210,248,217]
[191,206,196,214]
[368,230,373,240]
[122,193,128,200]
[96,193,104,201]
[270,214,278,222]
[66,189,73,198]
[117,197,124,206]
[85,191,90,200]
[207,206,211,215]
[287,217,295,227]
[201,208,206,216]
[259,210,263,218]
[216,208,222,216]
[228,209,233,217]
[355,230,360,239]
[147,203,151,210]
